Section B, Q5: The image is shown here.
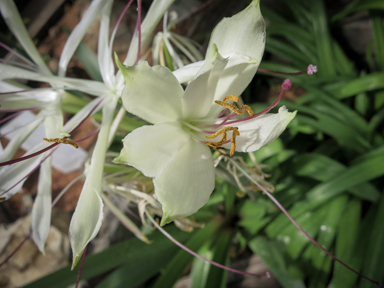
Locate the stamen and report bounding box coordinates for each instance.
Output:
[205,127,239,156]
[258,64,318,76]
[241,105,254,116]
[205,132,227,148]
[216,95,254,117]
[205,126,237,139]
[230,128,240,156]
[215,100,243,114]
[223,95,240,103]
[43,138,78,148]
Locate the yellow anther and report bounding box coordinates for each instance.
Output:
[236,192,246,198]
[43,138,79,148]
[216,95,254,116]
[230,128,240,156]
[205,132,227,148]
[205,126,239,156]
[241,104,254,116]
[215,100,243,114]
[205,126,238,139]
[223,95,240,103]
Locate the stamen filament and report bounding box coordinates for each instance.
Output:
[228,157,382,287]
[225,79,291,126]
[145,211,270,278]
[258,64,318,76]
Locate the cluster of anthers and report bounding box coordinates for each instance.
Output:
[204,95,254,156]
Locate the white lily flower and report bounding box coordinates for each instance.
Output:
[1,0,176,260]
[113,0,296,225]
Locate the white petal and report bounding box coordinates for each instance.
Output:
[124,0,176,66]
[154,140,215,225]
[0,64,109,96]
[0,0,51,75]
[182,47,227,119]
[113,122,190,178]
[206,0,265,64]
[58,0,110,76]
[31,155,52,253]
[222,106,296,152]
[0,113,43,162]
[172,61,204,83]
[62,97,104,133]
[0,151,45,200]
[98,1,115,88]
[69,97,117,269]
[118,61,183,124]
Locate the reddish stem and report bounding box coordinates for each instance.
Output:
[75,246,87,288]
[229,159,381,287]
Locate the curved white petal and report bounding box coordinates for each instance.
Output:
[69,97,117,269]
[172,61,204,83]
[113,122,190,177]
[119,61,183,124]
[0,0,51,75]
[59,0,110,77]
[154,140,215,225]
[222,106,296,152]
[182,47,227,119]
[206,0,265,64]
[31,155,52,253]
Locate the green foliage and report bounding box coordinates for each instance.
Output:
[28,0,384,287]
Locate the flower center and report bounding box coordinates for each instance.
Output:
[204,95,255,156]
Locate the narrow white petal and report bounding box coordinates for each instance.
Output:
[59,0,110,76]
[98,1,115,88]
[119,61,183,124]
[0,113,43,162]
[0,151,45,200]
[62,97,104,133]
[222,106,296,152]
[154,140,215,225]
[69,97,117,269]
[113,122,190,178]
[31,155,52,253]
[0,64,109,96]
[124,0,176,66]
[0,0,51,75]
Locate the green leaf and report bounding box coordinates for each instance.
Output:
[328,198,361,288]
[311,0,337,76]
[332,72,384,99]
[332,0,384,22]
[249,237,306,288]
[370,10,384,70]
[292,153,380,202]
[23,225,192,288]
[359,193,384,288]
[151,220,221,288]
[306,146,384,206]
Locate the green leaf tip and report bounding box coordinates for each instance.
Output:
[114,52,129,79]
[71,253,82,270]
[160,212,173,226]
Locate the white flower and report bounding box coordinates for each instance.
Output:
[113,0,296,225]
